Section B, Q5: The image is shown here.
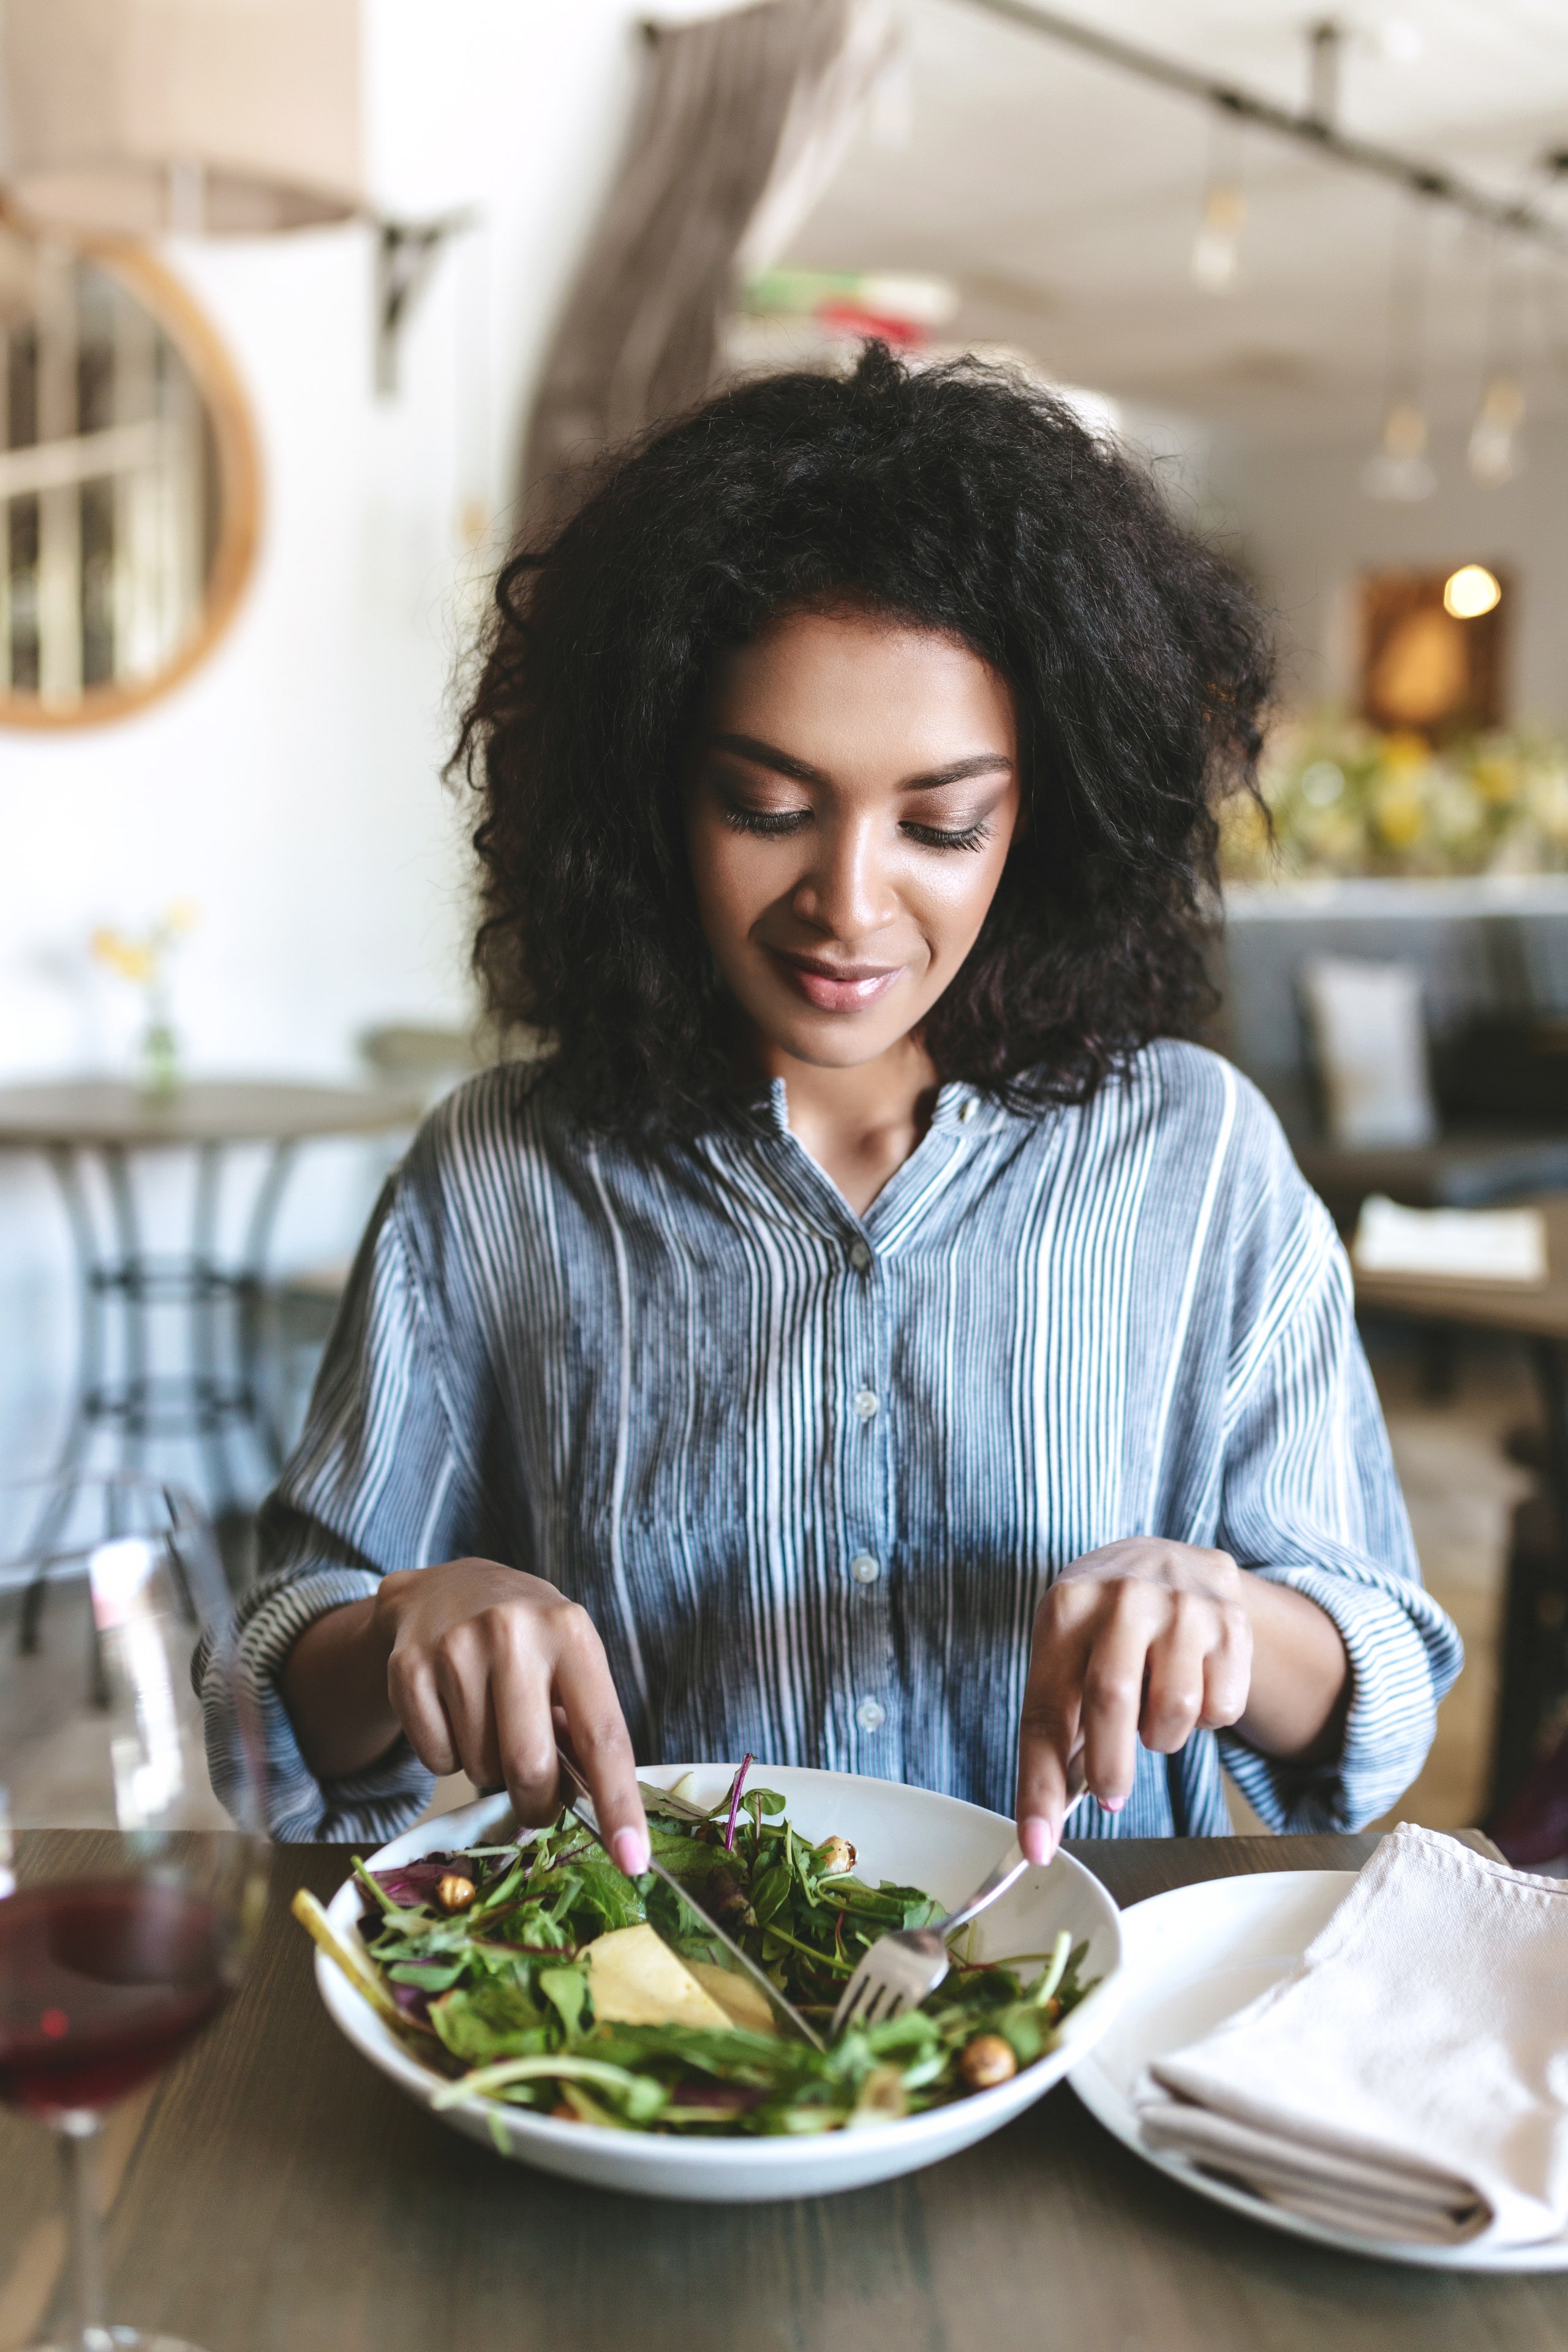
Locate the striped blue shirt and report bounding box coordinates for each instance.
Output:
[213,1041,1461,1842]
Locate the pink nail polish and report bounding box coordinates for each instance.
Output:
[1019,1816,1055,1868]
[611,1827,650,1877]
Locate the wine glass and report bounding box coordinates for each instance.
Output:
[0,1473,268,2352]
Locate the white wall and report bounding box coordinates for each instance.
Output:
[1224,413,1568,726]
[0,0,647,1483]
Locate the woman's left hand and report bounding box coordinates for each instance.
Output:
[1015,1537,1351,1864]
[1016,1540,1250,1865]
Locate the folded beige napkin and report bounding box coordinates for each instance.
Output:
[1134,1823,1568,2247]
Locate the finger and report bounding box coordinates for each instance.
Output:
[1198,1602,1253,1730]
[1139,1594,1212,1754]
[552,1611,648,1875]
[386,1649,459,1776]
[1080,1587,1159,1811]
[486,1630,564,1826]
[1016,1739,1068,1869]
[430,1633,506,1792]
[1016,1640,1087,1869]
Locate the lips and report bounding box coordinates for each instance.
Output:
[768,948,903,1015]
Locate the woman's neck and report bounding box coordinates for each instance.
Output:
[751,1030,941,1216]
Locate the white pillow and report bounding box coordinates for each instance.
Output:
[1298,955,1436,1149]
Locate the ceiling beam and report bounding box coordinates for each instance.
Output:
[953,0,1568,258]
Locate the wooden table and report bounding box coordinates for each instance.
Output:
[0,1080,422,1514]
[1354,1194,1568,1812]
[2,1831,1563,2352]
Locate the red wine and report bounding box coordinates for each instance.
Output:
[0,1880,230,2118]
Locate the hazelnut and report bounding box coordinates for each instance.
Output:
[816,1835,857,1877]
[437,1872,477,1912]
[959,2033,1018,2090]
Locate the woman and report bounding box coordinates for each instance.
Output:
[218,345,1460,1860]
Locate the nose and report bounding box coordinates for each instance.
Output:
[790,807,897,941]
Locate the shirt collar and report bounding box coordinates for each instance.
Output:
[734,1073,993,1144]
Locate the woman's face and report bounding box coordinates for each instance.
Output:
[684,608,1022,1073]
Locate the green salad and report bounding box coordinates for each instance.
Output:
[306,1763,1093,2138]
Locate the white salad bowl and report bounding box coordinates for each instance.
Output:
[312,1762,1125,2201]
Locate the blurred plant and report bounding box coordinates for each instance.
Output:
[89,902,198,1094]
[1220,719,1568,883]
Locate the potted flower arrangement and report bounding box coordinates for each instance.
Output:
[90,902,198,1095]
[1221,720,1568,883]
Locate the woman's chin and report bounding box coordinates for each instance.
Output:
[748,1005,925,1073]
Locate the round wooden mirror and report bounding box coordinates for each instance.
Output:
[0,219,260,727]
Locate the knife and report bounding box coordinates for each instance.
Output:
[554,1749,826,2052]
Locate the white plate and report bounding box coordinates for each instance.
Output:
[314,1762,1124,2202]
[1069,1870,1568,2272]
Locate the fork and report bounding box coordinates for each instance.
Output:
[829,1758,1090,2039]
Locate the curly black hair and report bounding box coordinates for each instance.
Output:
[454,342,1272,1139]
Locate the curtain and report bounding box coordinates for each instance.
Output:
[521,0,891,514]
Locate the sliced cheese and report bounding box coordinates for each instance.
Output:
[688,1961,778,2037]
[583,1924,736,2031]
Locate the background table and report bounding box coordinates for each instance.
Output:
[1354,1194,1568,1812]
[1,1831,1562,2352]
[1293,1126,1568,1234]
[0,1080,423,1517]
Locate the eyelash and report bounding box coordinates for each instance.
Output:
[903,819,992,854]
[720,805,992,854]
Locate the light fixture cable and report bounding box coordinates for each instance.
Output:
[1468,233,1526,486]
[1191,103,1245,295]
[1362,198,1436,502]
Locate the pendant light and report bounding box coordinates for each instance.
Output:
[1467,242,1526,485]
[1362,202,1436,501]
[1468,374,1525,485]
[1,0,361,238]
[1191,107,1245,295]
[1362,398,1435,501]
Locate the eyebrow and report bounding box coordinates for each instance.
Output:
[709,734,1014,791]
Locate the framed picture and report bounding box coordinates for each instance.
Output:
[1359,567,1507,737]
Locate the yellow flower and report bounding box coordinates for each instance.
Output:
[90,928,155,983]
[1381,731,1431,775]
[1371,771,1426,850]
[1471,755,1520,805]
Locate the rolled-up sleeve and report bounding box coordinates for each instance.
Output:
[202,1178,478,1842]
[1215,1214,1463,1833]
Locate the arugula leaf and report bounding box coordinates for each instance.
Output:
[538,1965,590,2041]
[750,1862,794,1931]
[433,2054,668,2124]
[387,1960,469,1992]
[429,1977,548,2065]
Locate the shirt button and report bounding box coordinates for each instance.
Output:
[959,1098,978,1125]
[850,1552,881,1585]
[856,1696,887,1733]
[852,1387,878,1420]
[849,1240,872,1272]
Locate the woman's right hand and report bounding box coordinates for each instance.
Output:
[282,1559,650,1874]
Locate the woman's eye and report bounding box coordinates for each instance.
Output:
[720,802,811,838]
[900,818,992,853]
